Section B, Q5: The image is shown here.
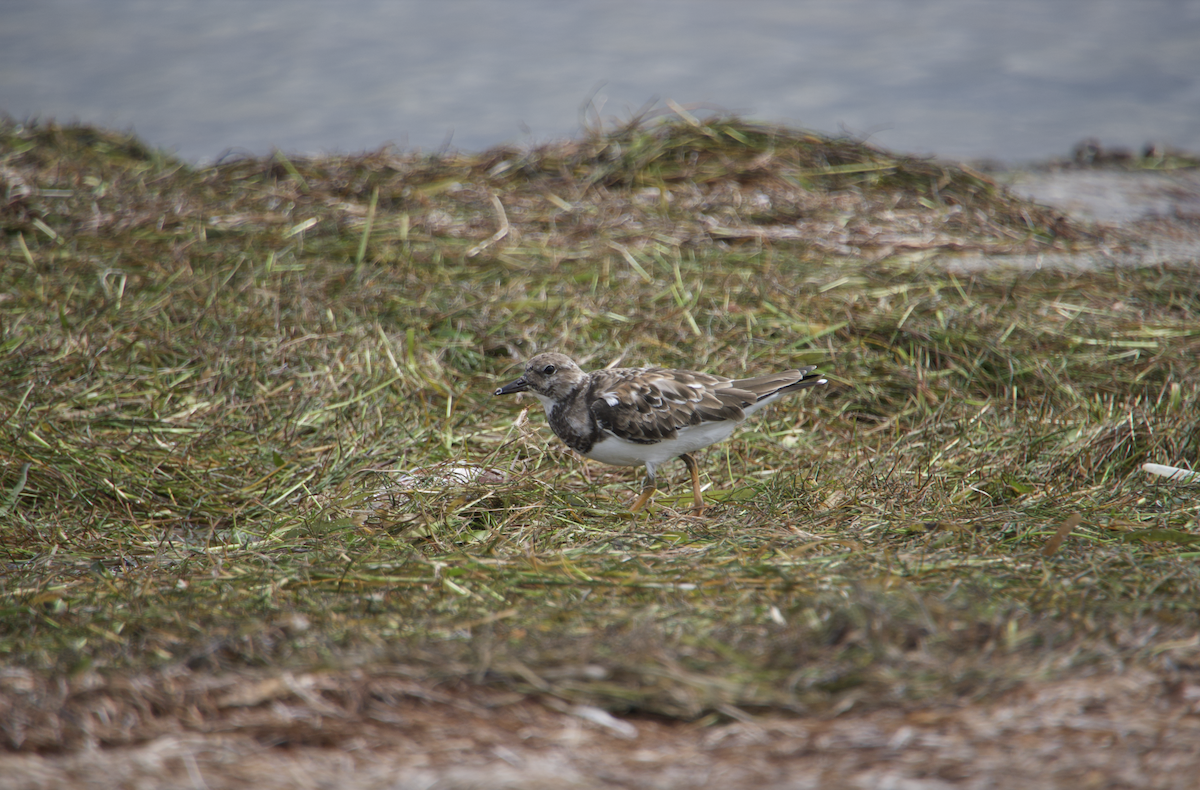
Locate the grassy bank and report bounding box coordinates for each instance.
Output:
[1,116,1198,747]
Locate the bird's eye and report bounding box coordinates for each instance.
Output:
[542,364,556,375]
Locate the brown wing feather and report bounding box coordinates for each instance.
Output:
[726,365,822,401]
[587,365,821,444]
[588,367,747,444]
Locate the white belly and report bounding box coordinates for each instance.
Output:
[583,420,741,468]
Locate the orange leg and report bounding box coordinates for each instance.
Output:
[629,465,658,513]
[681,454,705,514]
[629,485,655,513]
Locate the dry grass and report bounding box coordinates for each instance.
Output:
[1,114,1199,755]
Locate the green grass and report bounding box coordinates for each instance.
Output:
[1,115,1198,728]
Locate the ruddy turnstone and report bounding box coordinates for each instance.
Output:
[494,352,827,513]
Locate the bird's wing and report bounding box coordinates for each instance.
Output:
[726,365,823,400]
[588,368,751,444]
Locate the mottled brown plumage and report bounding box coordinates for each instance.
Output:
[495,352,827,513]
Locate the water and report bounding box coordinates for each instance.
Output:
[3,0,1198,164]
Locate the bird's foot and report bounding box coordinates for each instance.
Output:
[629,486,655,513]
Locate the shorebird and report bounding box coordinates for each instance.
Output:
[495,352,826,512]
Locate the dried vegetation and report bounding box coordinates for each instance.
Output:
[1,115,1199,763]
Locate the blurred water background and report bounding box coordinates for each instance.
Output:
[2,0,1198,164]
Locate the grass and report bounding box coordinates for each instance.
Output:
[1,114,1198,747]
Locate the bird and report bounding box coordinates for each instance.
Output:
[494,352,827,513]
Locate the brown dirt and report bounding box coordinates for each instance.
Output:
[3,663,1200,789]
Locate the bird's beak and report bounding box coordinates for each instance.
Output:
[494,376,528,396]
